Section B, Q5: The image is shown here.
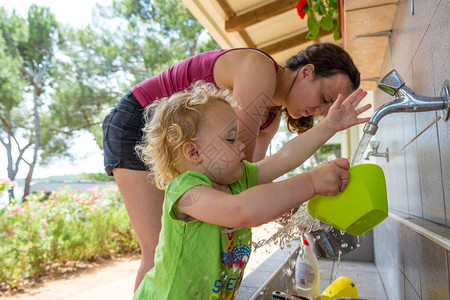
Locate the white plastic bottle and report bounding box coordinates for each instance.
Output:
[294,236,320,299]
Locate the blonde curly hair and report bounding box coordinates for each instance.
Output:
[135,81,236,190]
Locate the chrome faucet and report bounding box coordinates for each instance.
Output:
[365,141,389,162]
[363,69,450,135]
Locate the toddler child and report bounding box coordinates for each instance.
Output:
[133,81,369,299]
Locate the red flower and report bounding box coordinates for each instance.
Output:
[296,0,308,19]
[88,196,99,206]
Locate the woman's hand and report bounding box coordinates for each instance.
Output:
[325,88,371,132]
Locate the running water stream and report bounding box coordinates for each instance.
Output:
[351,132,374,166]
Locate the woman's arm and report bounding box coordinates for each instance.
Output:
[252,113,281,161]
[176,158,350,228]
[214,50,278,162]
[256,89,370,185]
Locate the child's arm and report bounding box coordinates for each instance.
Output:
[256,89,370,185]
[176,158,349,228]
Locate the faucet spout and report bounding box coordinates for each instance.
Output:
[364,70,450,135]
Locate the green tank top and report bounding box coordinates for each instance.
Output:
[133,161,258,299]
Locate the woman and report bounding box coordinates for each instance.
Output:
[102,43,363,290]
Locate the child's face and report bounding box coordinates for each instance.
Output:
[195,100,245,185]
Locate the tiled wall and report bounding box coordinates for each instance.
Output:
[371,0,450,299]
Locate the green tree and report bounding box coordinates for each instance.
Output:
[0,2,217,200]
[0,6,60,199]
[98,0,217,81]
[81,172,116,181]
[55,0,218,146]
[0,9,27,200]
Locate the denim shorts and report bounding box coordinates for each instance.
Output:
[102,91,150,176]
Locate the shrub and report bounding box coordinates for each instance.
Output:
[0,184,138,291]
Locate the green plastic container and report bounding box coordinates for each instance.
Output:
[307,163,388,236]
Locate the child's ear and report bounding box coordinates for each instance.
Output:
[182,142,202,163]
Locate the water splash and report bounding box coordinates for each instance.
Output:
[252,132,374,255]
[252,204,330,250]
[351,132,373,166]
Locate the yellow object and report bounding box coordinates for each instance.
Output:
[321,276,358,299]
[308,163,388,236]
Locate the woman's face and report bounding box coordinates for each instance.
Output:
[285,66,353,119]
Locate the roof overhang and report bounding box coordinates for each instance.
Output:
[182,0,399,91]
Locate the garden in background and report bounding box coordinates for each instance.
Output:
[1,0,216,294]
[0,178,138,294]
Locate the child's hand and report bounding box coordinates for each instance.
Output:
[309,158,350,196]
[325,89,371,132]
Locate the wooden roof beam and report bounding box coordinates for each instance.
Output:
[260,29,331,55]
[216,0,255,47]
[225,0,299,32]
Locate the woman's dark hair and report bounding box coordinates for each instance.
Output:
[280,43,360,134]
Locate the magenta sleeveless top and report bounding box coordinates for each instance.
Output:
[131,48,279,129]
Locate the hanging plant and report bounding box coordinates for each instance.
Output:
[296,0,341,40]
